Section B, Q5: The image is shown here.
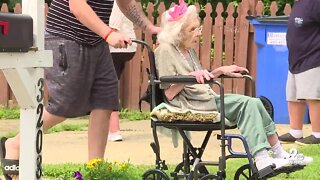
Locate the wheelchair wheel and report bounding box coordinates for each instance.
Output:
[258,96,274,120]
[142,169,170,180]
[173,161,210,179]
[234,164,255,180]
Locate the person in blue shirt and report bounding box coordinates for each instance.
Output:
[279,0,320,145]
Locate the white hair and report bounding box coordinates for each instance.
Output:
[157,5,199,46]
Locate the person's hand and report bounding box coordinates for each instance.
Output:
[189,69,214,84]
[146,25,162,34]
[214,65,249,77]
[107,31,132,48]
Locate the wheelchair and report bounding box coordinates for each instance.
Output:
[132,39,304,180]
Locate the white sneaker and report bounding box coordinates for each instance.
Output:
[255,157,291,171]
[108,131,123,142]
[285,148,313,166]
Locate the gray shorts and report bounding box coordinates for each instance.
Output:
[286,66,320,101]
[45,34,119,118]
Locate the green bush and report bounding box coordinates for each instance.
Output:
[0,107,19,119]
[74,159,137,180]
[139,0,295,16]
[119,109,150,121]
[0,107,149,121]
[31,145,320,179]
[47,123,87,133]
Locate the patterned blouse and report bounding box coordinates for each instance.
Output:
[155,43,218,112]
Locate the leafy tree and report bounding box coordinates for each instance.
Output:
[0,0,18,12]
[140,0,294,15]
[2,0,294,15]
[0,0,52,12]
[0,0,10,10]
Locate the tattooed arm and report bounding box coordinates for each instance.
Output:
[116,0,162,34]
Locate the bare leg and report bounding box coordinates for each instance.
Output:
[109,111,120,133]
[4,109,65,179]
[88,109,111,160]
[268,134,279,146]
[306,100,320,132]
[288,101,306,130]
[268,134,290,158]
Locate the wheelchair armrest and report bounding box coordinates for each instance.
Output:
[159,71,252,84]
[216,72,255,96]
[159,72,255,97]
[216,70,249,78]
[159,75,222,86]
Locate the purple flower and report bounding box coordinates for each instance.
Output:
[74,171,83,180]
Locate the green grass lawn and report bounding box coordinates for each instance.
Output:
[0,107,150,138]
[1,107,319,179]
[0,107,150,121]
[38,144,319,179]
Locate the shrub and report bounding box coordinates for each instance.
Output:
[73,159,134,180]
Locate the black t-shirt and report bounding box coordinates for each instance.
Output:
[46,0,114,46]
[286,0,320,74]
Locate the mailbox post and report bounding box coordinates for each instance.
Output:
[0,1,52,179]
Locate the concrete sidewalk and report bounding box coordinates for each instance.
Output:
[0,119,313,165]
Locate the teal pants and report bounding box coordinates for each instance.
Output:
[215,94,276,156]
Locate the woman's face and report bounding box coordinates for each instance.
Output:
[180,18,202,49]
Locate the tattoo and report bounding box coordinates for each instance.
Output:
[125,4,148,30]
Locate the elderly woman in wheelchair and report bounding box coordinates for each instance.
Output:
[149,0,313,177]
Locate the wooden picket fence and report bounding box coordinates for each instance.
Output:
[0,0,292,110]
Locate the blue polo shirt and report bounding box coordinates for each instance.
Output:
[286,0,320,74]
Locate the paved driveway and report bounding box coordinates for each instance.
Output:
[0,119,312,165]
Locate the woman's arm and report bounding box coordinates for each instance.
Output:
[164,84,185,101]
[211,65,249,77]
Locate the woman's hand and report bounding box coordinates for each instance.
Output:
[189,69,214,83]
[212,65,249,78]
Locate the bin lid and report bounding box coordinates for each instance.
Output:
[247,15,288,25]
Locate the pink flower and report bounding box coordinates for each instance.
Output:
[168,0,188,22]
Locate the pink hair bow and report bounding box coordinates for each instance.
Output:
[168,0,188,22]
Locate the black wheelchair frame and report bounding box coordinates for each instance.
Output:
[132,39,303,180]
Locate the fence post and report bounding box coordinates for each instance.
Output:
[200,2,212,70]
[246,0,259,96]
[234,0,250,95]
[224,2,236,94]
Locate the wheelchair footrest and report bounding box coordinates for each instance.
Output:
[258,164,275,178]
[259,165,305,179]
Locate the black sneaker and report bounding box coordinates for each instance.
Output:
[295,135,320,145]
[278,133,302,143]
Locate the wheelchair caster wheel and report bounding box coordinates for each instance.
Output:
[172,161,210,179]
[142,169,169,180]
[174,160,209,180]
